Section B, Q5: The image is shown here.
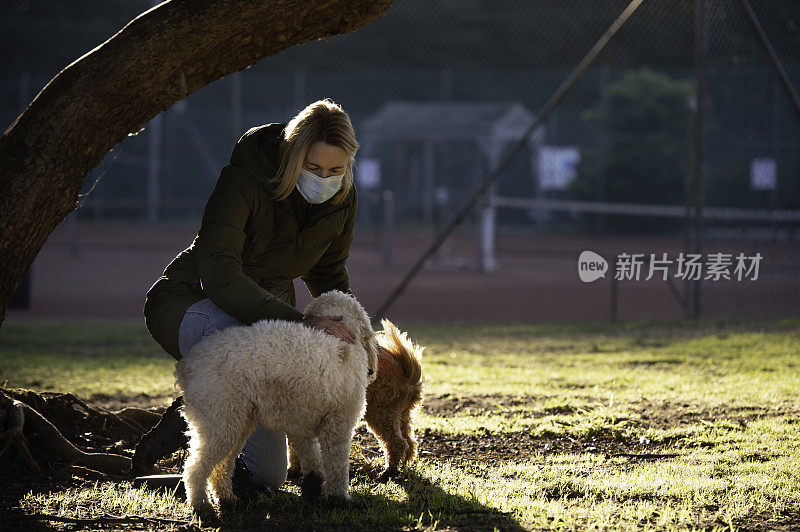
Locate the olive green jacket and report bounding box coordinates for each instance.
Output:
[143,123,357,359]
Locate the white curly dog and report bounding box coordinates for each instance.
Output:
[175,290,378,512]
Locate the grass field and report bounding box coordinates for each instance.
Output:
[1,316,799,530]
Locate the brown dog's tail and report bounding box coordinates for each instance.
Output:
[377,319,424,386]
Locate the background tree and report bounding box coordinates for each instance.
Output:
[569,68,694,233]
[0,0,394,326]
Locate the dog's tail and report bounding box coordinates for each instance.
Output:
[377,319,424,386]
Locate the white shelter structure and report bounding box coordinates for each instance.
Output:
[360,101,545,272]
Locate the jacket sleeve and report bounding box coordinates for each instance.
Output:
[302,187,358,298]
[194,167,305,324]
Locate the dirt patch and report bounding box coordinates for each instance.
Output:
[423,393,798,424]
[422,393,550,417]
[411,393,800,461]
[87,393,172,412]
[410,427,662,462]
[629,399,799,431]
[729,508,800,532]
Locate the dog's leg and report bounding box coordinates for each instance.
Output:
[401,408,418,464]
[287,434,323,501]
[208,447,239,507]
[366,415,409,482]
[209,419,254,508]
[182,423,215,512]
[317,417,356,502]
[183,413,244,512]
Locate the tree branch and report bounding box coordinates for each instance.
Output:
[0,0,394,325]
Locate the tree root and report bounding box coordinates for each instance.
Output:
[0,387,164,477]
[0,401,41,474]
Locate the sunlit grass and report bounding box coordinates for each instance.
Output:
[0,319,175,401]
[19,481,196,529]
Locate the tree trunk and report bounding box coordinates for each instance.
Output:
[0,0,393,326]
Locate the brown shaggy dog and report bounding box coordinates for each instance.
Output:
[289,319,424,482]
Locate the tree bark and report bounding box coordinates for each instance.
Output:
[0,0,393,326]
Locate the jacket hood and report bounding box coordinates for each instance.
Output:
[229,122,286,188]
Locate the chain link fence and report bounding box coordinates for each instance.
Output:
[3,0,799,322]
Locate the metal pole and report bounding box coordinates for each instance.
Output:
[736,0,800,120]
[373,0,648,320]
[147,114,162,224]
[610,255,618,323]
[440,68,453,99]
[146,0,162,224]
[18,71,30,113]
[598,66,610,233]
[691,0,707,319]
[382,190,394,266]
[422,141,435,225]
[293,69,306,110]
[231,70,242,143]
[479,182,497,272]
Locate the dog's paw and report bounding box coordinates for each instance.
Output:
[326,494,352,509]
[377,466,400,482]
[191,500,216,519]
[217,494,241,512]
[301,471,323,502]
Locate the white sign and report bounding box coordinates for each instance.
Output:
[538,146,580,191]
[750,158,777,190]
[356,158,381,189]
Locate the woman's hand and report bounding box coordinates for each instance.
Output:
[302,315,355,344]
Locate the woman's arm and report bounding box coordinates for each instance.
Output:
[194,166,304,324]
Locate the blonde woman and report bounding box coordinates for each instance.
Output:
[140,99,360,494]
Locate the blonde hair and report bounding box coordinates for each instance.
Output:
[273,99,359,204]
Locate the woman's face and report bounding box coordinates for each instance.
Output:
[303,141,348,178]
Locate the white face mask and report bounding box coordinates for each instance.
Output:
[296,167,344,204]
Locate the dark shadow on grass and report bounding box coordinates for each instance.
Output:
[0,475,69,532]
[394,468,526,531]
[212,468,526,531]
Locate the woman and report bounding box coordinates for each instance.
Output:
[143,99,359,491]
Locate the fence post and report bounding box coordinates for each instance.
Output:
[146,115,162,224]
[422,140,435,224]
[479,183,497,272]
[382,190,394,266]
[146,0,162,224]
[610,254,618,323]
[293,69,306,110]
[691,0,707,319]
[231,70,242,144]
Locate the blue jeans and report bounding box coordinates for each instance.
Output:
[178,298,288,489]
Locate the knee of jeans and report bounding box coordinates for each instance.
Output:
[209,313,244,335]
[242,428,288,488]
[178,311,211,358]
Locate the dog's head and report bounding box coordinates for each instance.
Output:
[303,290,378,384]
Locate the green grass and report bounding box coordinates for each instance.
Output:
[2,315,800,530]
[0,320,176,401]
